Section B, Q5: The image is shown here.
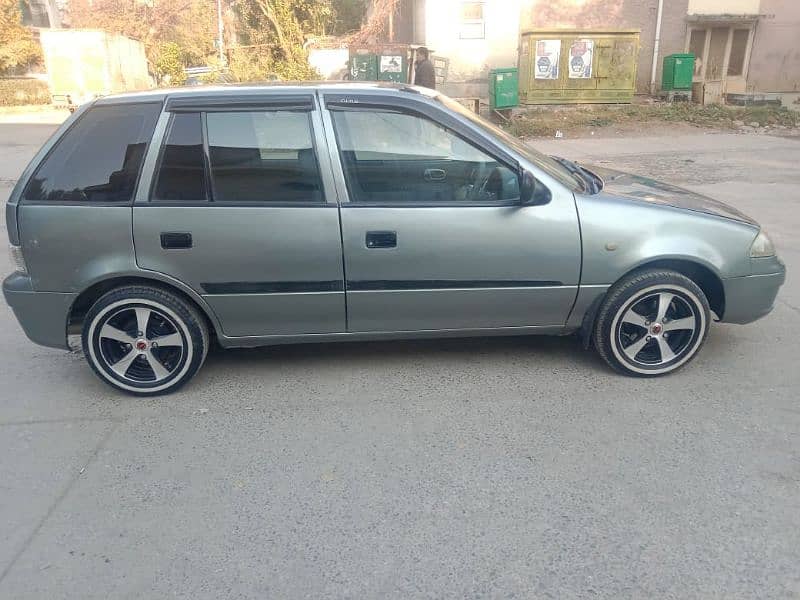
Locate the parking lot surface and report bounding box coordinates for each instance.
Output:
[1,123,799,599]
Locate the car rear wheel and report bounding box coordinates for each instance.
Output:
[593,270,710,377]
[82,286,208,396]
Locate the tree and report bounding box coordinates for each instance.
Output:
[0,0,42,75]
[68,0,217,71]
[229,0,332,81]
[345,0,399,44]
[330,0,367,36]
[154,42,187,85]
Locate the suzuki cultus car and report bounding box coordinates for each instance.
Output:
[3,84,785,395]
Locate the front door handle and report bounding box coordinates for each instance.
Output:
[161,232,192,249]
[365,231,397,249]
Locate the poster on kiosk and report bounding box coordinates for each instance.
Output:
[569,39,594,78]
[534,39,561,80]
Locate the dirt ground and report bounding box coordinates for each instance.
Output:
[500,101,800,140]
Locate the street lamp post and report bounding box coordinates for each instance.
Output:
[217,0,225,65]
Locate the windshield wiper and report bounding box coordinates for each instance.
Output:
[550,156,601,194]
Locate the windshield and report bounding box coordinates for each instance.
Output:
[434,94,586,192]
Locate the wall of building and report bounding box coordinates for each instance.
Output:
[422,0,522,93]
[521,0,689,94]
[687,0,760,15]
[421,0,692,95]
[746,0,800,92]
[414,0,797,97]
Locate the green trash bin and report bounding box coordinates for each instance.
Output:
[489,67,519,110]
[377,53,408,83]
[351,53,378,81]
[662,53,695,91]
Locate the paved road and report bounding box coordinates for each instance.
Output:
[1,124,798,599]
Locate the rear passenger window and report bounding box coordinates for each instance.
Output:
[206,111,323,203]
[153,113,207,201]
[23,103,160,204]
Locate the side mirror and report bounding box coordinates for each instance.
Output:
[519,170,551,206]
[519,170,537,205]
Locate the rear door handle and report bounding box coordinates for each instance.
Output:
[365,231,397,249]
[160,232,192,249]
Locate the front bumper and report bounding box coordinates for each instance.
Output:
[721,260,786,324]
[2,273,76,350]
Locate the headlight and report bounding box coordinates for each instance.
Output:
[750,230,776,258]
[9,244,27,274]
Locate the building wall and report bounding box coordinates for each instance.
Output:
[416,0,797,96]
[521,0,690,94]
[746,0,800,92]
[423,0,522,83]
[687,0,760,15]
[421,0,690,95]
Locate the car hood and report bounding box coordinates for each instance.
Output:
[585,165,758,226]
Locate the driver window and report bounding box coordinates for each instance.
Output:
[331,109,520,204]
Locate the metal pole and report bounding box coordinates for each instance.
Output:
[217,0,225,65]
[650,0,664,95]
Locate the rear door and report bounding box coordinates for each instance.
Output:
[133,94,346,338]
[322,93,581,333]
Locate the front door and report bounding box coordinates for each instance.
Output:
[134,96,345,338]
[323,95,581,333]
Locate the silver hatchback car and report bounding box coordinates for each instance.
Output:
[3,84,786,395]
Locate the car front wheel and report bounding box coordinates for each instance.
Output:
[593,269,710,377]
[82,285,209,396]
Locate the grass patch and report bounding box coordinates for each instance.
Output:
[502,102,800,138]
[0,78,50,106]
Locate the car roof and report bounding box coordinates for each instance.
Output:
[95,81,439,105]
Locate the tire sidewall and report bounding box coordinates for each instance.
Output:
[608,283,707,375]
[595,271,711,377]
[82,288,207,396]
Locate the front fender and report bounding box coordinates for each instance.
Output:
[576,194,757,286]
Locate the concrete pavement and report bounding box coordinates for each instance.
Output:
[1,126,798,599]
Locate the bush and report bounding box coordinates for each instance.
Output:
[0,78,50,106]
[154,43,187,86]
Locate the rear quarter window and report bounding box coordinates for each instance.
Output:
[23,103,161,204]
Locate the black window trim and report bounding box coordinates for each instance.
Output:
[20,101,163,207]
[165,94,315,113]
[200,112,215,202]
[148,108,328,207]
[325,97,526,208]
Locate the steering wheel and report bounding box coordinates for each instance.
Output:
[467,165,502,202]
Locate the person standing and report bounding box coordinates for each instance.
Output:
[414,47,436,90]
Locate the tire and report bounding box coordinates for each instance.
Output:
[82,285,209,396]
[593,269,710,377]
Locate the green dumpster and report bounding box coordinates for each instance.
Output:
[351,53,378,81]
[662,53,694,91]
[377,53,408,83]
[489,68,519,110]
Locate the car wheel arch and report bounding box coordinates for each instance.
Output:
[580,257,725,347]
[67,274,221,341]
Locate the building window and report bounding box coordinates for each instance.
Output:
[460,2,485,40]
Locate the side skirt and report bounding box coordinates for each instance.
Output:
[217,325,577,349]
